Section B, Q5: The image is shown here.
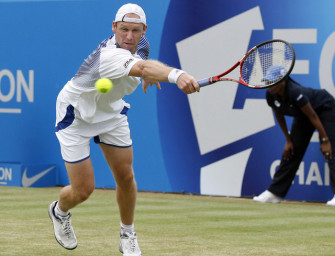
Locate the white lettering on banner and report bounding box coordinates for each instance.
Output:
[319,31,335,96]
[17,70,34,102]
[0,167,12,184]
[0,69,34,114]
[270,160,330,186]
[273,29,317,75]
[0,69,15,102]
[273,29,335,97]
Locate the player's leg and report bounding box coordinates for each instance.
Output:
[100,144,136,225]
[95,107,141,255]
[268,118,314,196]
[254,118,314,203]
[49,158,95,250]
[99,144,141,255]
[59,158,96,211]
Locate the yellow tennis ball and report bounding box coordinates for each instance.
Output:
[95,78,113,94]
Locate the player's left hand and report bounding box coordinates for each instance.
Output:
[142,79,161,93]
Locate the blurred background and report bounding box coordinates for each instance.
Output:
[1,0,334,202]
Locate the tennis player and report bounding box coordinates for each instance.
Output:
[253,66,335,206]
[48,3,199,255]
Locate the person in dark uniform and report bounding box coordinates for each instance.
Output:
[253,66,335,206]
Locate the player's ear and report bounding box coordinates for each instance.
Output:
[142,25,147,36]
[112,22,117,33]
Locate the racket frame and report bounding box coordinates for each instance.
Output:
[199,39,295,89]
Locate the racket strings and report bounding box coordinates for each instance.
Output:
[241,41,294,88]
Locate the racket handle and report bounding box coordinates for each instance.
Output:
[197,78,211,87]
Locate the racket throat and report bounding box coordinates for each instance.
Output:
[211,77,219,84]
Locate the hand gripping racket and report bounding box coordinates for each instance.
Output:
[197,39,295,89]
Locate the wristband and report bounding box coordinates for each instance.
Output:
[168,69,185,84]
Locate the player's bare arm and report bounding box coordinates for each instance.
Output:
[300,102,328,139]
[130,60,200,94]
[300,102,332,159]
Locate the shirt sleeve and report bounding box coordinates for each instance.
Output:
[99,46,141,79]
[290,86,309,108]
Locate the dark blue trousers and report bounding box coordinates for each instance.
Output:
[268,107,335,197]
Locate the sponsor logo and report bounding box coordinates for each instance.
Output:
[0,167,12,185]
[123,58,134,68]
[296,94,303,101]
[0,69,34,114]
[270,160,330,186]
[21,166,55,187]
[274,100,281,107]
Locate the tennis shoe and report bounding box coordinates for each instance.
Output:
[48,201,77,250]
[253,190,281,203]
[326,195,335,206]
[119,232,142,256]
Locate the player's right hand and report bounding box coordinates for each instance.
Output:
[176,73,200,94]
[283,140,294,161]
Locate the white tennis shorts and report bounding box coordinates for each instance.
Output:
[55,100,132,163]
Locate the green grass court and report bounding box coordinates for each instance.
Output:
[1,186,334,256]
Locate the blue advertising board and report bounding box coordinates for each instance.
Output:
[1,0,335,202]
[0,163,56,187]
[158,0,335,201]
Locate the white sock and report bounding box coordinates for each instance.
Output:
[120,222,134,234]
[55,202,69,217]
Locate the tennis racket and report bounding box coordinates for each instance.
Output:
[197,39,295,89]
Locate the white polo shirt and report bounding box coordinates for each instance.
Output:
[60,36,142,124]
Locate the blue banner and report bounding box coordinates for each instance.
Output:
[1,0,335,201]
[158,0,335,201]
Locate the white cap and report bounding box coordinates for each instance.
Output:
[114,3,146,25]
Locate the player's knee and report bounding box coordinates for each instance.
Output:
[77,190,92,202]
[115,167,135,186]
[75,185,94,202]
[122,171,135,185]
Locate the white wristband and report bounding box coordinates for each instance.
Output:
[168,69,185,84]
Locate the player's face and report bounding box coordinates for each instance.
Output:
[113,14,147,54]
[268,79,287,95]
